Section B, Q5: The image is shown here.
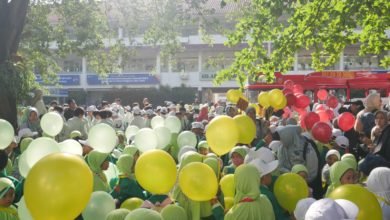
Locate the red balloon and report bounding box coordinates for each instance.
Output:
[283,88,293,95]
[303,112,320,130]
[294,94,310,109]
[312,122,332,143]
[284,80,294,90]
[326,96,339,108]
[293,106,307,116]
[286,93,296,107]
[316,110,330,122]
[338,112,355,132]
[326,109,335,120]
[317,89,328,101]
[293,84,304,94]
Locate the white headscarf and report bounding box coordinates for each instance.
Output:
[367,167,390,205]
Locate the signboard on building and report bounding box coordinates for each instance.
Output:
[200,72,235,81]
[35,74,80,86]
[87,73,159,85]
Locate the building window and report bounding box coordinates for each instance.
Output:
[63,60,82,72]
[172,53,198,72]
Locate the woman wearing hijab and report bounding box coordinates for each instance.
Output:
[20,107,42,134]
[87,150,110,192]
[222,146,248,175]
[225,164,275,220]
[111,154,145,206]
[325,161,355,197]
[366,167,390,219]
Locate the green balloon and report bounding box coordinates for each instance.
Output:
[82,191,115,220]
[0,119,14,149]
[177,131,197,148]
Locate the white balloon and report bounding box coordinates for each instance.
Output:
[18,152,30,178]
[17,196,33,220]
[88,123,117,153]
[165,116,182,133]
[40,112,64,136]
[125,125,139,140]
[25,137,60,169]
[153,126,172,149]
[177,131,197,148]
[134,128,158,152]
[0,119,14,149]
[59,139,83,156]
[151,116,165,129]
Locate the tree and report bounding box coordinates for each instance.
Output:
[215,0,390,86]
[0,0,217,129]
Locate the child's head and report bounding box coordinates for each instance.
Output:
[325,149,340,166]
[330,161,355,186]
[197,141,209,156]
[291,164,309,182]
[250,157,279,187]
[0,178,15,207]
[87,150,110,172]
[230,146,247,167]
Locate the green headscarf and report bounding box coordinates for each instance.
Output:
[178,151,203,171]
[0,177,15,198]
[291,164,308,175]
[225,164,275,220]
[124,208,162,220]
[122,145,139,157]
[198,141,209,149]
[325,161,354,197]
[106,208,130,220]
[87,150,109,173]
[160,204,188,220]
[341,154,357,171]
[20,137,33,153]
[229,146,247,159]
[203,157,220,178]
[116,154,134,176]
[70,130,82,139]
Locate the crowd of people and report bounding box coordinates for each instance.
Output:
[1,91,390,220]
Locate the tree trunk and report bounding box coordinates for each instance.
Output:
[0,0,29,130]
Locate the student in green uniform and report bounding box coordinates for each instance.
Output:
[250,158,289,220]
[325,161,355,196]
[0,178,18,220]
[122,145,140,164]
[87,150,110,192]
[222,146,247,175]
[225,164,275,220]
[111,154,146,205]
[0,150,21,203]
[198,141,209,156]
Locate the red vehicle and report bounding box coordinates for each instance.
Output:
[246,70,390,103]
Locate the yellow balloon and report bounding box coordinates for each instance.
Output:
[120,198,144,211]
[269,89,285,109]
[205,116,239,156]
[24,153,93,220]
[179,162,218,201]
[224,197,234,212]
[220,174,235,197]
[258,92,270,108]
[135,150,177,194]
[274,173,309,212]
[226,89,242,104]
[328,184,382,220]
[274,95,287,110]
[233,115,256,144]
